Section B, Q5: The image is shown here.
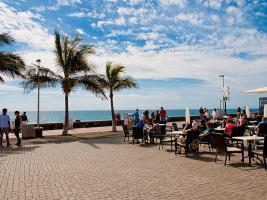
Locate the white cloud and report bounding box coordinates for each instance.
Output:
[115,17,126,25]
[76,28,85,35]
[174,13,203,25]
[0,2,54,51]
[197,0,222,9]
[129,0,142,5]
[160,0,187,8]
[68,11,105,19]
[128,17,137,24]
[143,41,158,50]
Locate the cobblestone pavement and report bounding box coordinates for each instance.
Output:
[0,134,266,200]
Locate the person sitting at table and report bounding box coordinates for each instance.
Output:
[255,117,267,133]
[149,120,160,144]
[237,115,248,127]
[224,118,236,137]
[199,119,207,131]
[177,121,200,153]
[199,122,213,142]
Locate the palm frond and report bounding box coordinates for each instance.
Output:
[0,33,14,46]
[0,52,25,80]
[113,76,138,91]
[21,66,60,93]
[78,74,107,99]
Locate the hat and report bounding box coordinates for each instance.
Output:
[192,121,199,127]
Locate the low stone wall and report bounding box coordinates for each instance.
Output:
[30,113,242,130]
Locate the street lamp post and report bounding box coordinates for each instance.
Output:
[219,75,226,115]
[36,59,41,128]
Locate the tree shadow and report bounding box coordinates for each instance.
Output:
[22,134,125,150]
[0,145,41,159]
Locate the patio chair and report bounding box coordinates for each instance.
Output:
[161,123,178,148]
[199,130,213,152]
[171,123,179,131]
[251,136,267,170]
[122,125,132,142]
[175,131,199,156]
[231,126,245,147]
[132,126,144,145]
[211,133,244,166]
[255,124,267,147]
[258,124,267,137]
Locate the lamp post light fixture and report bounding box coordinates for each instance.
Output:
[36,59,41,128]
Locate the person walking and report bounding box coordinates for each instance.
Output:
[160,107,167,123]
[14,111,22,146]
[134,109,140,125]
[21,112,28,124]
[0,108,11,147]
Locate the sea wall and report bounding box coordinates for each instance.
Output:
[29,113,239,130]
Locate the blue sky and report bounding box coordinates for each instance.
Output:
[0,0,267,111]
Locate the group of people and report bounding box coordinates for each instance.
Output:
[0,109,29,147]
[134,107,167,125]
[199,107,223,120]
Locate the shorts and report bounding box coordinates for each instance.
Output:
[0,128,9,136]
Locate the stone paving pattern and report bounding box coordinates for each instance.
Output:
[0,134,267,200]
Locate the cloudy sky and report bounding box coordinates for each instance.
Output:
[0,0,267,111]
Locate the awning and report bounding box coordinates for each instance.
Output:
[243,87,267,94]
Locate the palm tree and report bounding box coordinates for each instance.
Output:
[0,33,25,82]
[23,32,106,135]
[102,61,137,132]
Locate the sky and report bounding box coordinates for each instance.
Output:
[0,0,267,111]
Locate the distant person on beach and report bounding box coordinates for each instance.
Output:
[160,107,167,123]
[115,112,121,125]
[14,111,22,146]
[140,111,145,121]
[0,108,11,147]
[21,112,28,124]
[212,108,219,120]
[199,107,204,119]
[236,107,241,118]
[155,110,160,123]
[144,110,149,118]
[151,111,155,120]
[134,109,139,124]
[204,108,209,119]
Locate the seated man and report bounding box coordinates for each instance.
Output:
[255,117,267,135]
[176,121,200,154]
[136,120,145,128]
[199,122,213,142]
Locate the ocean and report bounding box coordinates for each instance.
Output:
[14,109,259,123]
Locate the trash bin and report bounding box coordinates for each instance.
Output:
[35,127,43,138]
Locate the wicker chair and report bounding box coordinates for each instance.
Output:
[212,133,244,166]
[251,136,267,170]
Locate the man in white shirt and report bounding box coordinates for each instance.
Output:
[0,108,11,147]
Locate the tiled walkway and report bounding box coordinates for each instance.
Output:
[0,134,266,200]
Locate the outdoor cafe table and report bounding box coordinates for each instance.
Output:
[232,136,264,166]
[248,121,258,125]
[214,127,225,133]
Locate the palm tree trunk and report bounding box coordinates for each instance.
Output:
[62,93,69,135]
[110,92,117,132]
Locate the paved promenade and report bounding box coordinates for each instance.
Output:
[0,133,266,200]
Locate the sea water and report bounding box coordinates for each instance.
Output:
[14,109,258,123]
